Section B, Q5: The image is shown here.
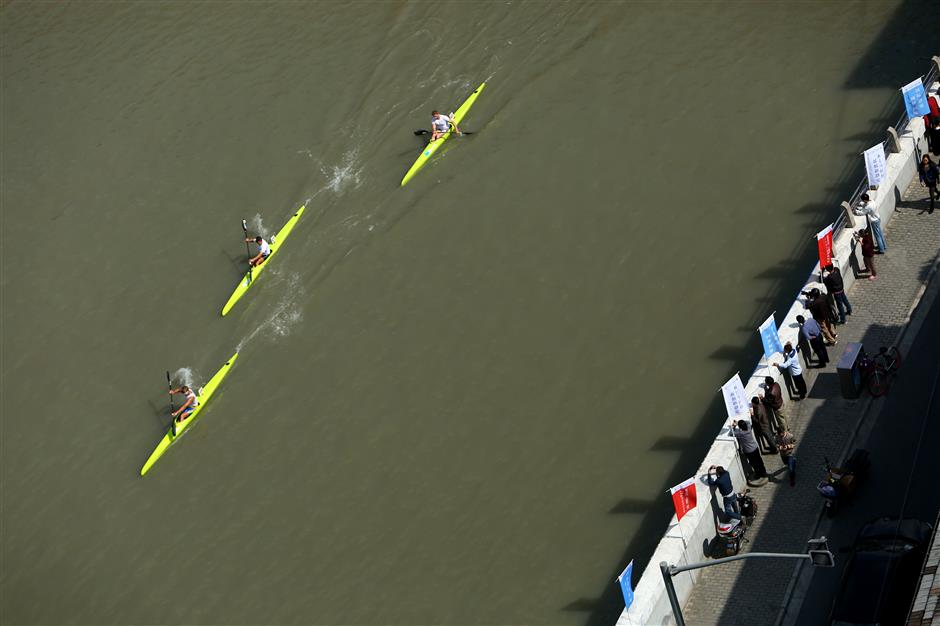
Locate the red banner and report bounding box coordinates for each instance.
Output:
[670,476,697,521]
[817,225,833,269]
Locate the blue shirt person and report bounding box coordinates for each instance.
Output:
[706,465,741,520]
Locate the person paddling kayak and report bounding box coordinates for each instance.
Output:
[245,235,271,267]
[169,385,199,423]
[430,110,461,141]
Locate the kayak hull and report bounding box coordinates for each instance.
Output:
[140,352,239,476]
[400,82,486,187]
[221,204,306,316]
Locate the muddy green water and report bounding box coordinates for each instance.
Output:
[1,2,931,624]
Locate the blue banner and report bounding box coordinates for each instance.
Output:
[901,78,930,118]
[618,560,635,609]
[758,314,783,358]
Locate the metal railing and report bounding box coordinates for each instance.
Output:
[833,57,940,238]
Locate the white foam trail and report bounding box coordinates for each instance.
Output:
[235,272,305,351]
[320,149,363,195]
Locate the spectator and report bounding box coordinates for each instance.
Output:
[823,264,852,324]
[806,288,837,345]
[773,426,797,487]
[795,315,817,367]
[706,465,741,521]
[762,376,790,430]
[927,116,940,158]
[775,342,807,400]
[797,314,829,367]
[919,154,939,214]
[750,396,777,454]
[856,228,877,280]
[854,193,886,253]
[732,420,768,479]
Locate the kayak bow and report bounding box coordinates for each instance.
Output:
[140,352,239,476]
[400,82,485,187]
[221,204,306,316]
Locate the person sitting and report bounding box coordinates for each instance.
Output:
[245,235,271,267]
[429,110,460,141]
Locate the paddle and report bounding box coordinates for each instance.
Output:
[413,129,475,136]
[242,219,253,283]
[167,371,176,436]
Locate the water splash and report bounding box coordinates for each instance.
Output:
[248,213,269,238]
[170,367,196,388]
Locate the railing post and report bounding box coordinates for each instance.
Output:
[660,562,686,626]
[841,201,862,230]
[886,127,901,153]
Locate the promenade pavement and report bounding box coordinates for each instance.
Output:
[681,175,940,626]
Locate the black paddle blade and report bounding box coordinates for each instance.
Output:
[413,129,474,136]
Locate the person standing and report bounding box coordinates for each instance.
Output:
[775,342,807,400]
[797,314,829,367]
[919,154,939,214]
[732,420,768,479]
[854,193,886,252]
[806,289,837,345]
[795,314,818,367]
[927,116,940,158]
[856,229,877,280]
[823,264,852,324]
[706,465,741,521]
[750,396,777,454]
[762,376,790,431]
[773,426,797,487]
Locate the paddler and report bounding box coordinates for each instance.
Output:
[169,385,198,423]
[245,235,271,267]
[430,110,461,141]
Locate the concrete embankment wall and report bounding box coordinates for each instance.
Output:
[617,77,938,626]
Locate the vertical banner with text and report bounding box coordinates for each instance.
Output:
[669,476,698,522]
[721,373,750,419]
[901,77,930,118]
[864,144,887,187]
[759,313,783,359]
[817,224,833,269]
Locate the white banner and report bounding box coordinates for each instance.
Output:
[864,143,887,187]
[720,373,749,420]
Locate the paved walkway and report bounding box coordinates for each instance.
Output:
[681,176,940,626]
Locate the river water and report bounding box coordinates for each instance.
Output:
[1,2,933,624]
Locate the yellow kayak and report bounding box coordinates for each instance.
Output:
[221,204,306,316]
[140,352,238,476]
[400,82,486,187]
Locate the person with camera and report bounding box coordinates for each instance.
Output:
[802,288,837,345]
[706,465,741,520]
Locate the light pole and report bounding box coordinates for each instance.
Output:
[659,537,834,626]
